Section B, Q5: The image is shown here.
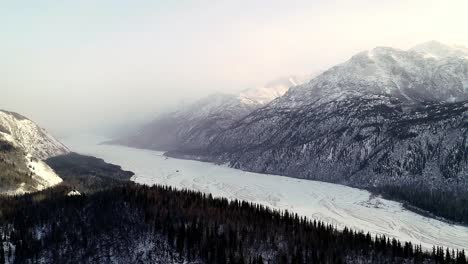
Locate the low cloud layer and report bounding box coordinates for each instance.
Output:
[1,0,467,135]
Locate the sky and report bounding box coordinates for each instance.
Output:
[1,0,468,136]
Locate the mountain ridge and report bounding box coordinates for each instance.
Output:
[0,109,69,194]
[108,74,314,151]
[160,41,468,223]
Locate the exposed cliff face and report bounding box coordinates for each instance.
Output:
[0,110,68,194]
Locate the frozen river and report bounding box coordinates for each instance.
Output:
[64,135,468,251]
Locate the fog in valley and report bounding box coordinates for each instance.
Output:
[4,2,468,262]
[2,0,468,136]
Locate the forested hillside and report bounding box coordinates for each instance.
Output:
[165,42,468,225]
[0,183,466,264]
[45,152,134,193]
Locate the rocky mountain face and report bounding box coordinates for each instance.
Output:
[164,41,468,222]
[110,75,312,151]
[0,110,69,194]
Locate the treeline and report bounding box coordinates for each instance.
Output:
[1,184,467,263]
[0,140,36,193]
[45,153,134,193]
[374,183,468,224]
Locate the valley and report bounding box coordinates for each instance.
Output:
[3,1,468,262]
[65,135,468,251]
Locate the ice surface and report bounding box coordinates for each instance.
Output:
[65,135,468,251]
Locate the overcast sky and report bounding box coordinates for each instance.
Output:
[2,0,468,136]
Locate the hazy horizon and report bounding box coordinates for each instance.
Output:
[2,0,468,136]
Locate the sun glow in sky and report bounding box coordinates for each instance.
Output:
[1,0,468,134]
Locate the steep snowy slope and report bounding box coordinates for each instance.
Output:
[165,42,468,223]
[110,75,312,151]
[0,110,68,194]
[0,110,69,160]
[272,41,468,109]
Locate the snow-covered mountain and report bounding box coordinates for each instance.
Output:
[238,75,313,105]
[109,75,313,151]
[273,41,468,109]
[410,40,468,60]
[0,110,69,194]
[162,41,468,223]
[0,110,69,160]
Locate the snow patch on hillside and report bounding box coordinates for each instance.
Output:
[4,183,28,196]
[0,110,66,195]
[26,154,62,190]
[0,132,15,145]
[67,190,81,196]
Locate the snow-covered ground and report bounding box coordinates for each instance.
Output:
[64,135,468,251]
[26,154,63,190]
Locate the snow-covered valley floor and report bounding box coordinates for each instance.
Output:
[64,135,468,251]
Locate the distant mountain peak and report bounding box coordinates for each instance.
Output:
[410,40,468,59]
[274,41,468,107]
[238,75,312,105]
[109,74,316,152]
[413,40,449,49]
